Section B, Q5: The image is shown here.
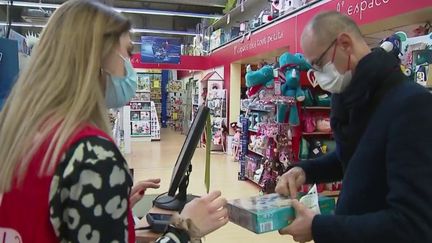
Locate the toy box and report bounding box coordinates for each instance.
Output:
[227,193,335,234]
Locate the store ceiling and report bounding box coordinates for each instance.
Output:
[0,0,226,48]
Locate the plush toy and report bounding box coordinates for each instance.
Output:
[254,164,264,182]
[379,33,413,77]
[380,34,402,58]
[278,52,312,124]
[245,64,274,103]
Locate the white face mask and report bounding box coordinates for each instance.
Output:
[314,62,352,94]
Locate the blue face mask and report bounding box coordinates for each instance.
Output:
[104,54,137,108]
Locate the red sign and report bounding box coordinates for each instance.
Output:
[210,0,431,66]
[131,0,431,72]
[232,30,285,56]
[131,53,209,70]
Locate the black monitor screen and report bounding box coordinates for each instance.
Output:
[167,105,209,196]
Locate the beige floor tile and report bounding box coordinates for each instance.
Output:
[127,128,304,243]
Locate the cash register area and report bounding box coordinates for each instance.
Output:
[126,129,300,243]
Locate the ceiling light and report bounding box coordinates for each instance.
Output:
[0,1,222,19]
[131,28,196,36]
[0,22,45,28]
[0,22,197,36]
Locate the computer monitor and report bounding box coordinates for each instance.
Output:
[153,105,210,211]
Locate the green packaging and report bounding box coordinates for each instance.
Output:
[227,193,336,234]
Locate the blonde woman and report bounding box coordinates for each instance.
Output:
[0,1,228,242]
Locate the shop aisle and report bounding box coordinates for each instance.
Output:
[126,128,303,243]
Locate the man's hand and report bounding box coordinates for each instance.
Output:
[279,199,317,243]
[130,178,161,208]
[275,167,306,198]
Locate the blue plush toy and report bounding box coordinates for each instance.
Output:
[245,64,274,102]
[379,34,402,59]
[278,52,312,125]
[380,33,413,77]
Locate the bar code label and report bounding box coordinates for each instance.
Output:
[260,221,274,232]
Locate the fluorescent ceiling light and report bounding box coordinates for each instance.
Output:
[0,22,45,28]
[131,28,196,36]
[0,1,222,19]
[0,22,197,36]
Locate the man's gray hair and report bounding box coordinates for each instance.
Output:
[302,11,362,43]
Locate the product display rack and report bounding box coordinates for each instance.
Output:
[135,69,162,123]
[167,80,184,132]
[150,101,161,141]
[130,101,152,139]
[111,107,131,154]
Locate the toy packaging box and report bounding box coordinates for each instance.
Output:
[227,193,336,234]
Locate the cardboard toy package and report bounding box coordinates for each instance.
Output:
[227,192,336,234]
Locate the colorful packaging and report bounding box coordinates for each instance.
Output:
[227,190,336,234]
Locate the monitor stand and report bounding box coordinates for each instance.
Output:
[153,165,197,212]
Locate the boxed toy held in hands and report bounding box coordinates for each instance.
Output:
[227,185,335,234]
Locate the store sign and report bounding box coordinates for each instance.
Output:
[336,0,391,20]
[233,31,284,55]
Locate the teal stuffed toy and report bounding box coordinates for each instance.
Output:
[245,64,274,102]
[278,52,312,125]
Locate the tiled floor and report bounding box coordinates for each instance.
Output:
[126,128,303,243]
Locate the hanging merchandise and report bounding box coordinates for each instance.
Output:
[203,71,227,152]
[392,31,432,86]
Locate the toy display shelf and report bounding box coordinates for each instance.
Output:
[303,131,333,136]
[131,134,151,137]
[248,128,258,133]
[304,106,331,110]
[248,147,265,157]
[131,109,151,112]
[150,101,161,141]
[210,0,322,52]
[244,175,264,189]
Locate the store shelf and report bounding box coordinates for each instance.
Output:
[304,106,331,110]
[248,129,258,133]
[210,0,321,52]
[131,134,151,137]
[248,107,273,112]
[248,147,265,157]
[211,0,261,29]
[131,109,151,112]
[244,176,263,189]
[131,119,150,122]
[303,131,333,136]
[136,91,151,93]
[320,190,340,198]
[130,100,150,103]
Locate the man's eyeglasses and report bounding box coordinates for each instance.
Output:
[310,39,337,71]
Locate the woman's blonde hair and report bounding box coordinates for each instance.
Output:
[0,0,131,193]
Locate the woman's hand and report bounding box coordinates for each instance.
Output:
[130,178,161,208]
[180,191,229,237]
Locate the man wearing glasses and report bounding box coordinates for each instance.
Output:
[276,11,432,243]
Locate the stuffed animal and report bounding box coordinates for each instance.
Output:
[245,64,274,103]
[278,52,312,124]
[380,33,412,77]
[380,34,402,59]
